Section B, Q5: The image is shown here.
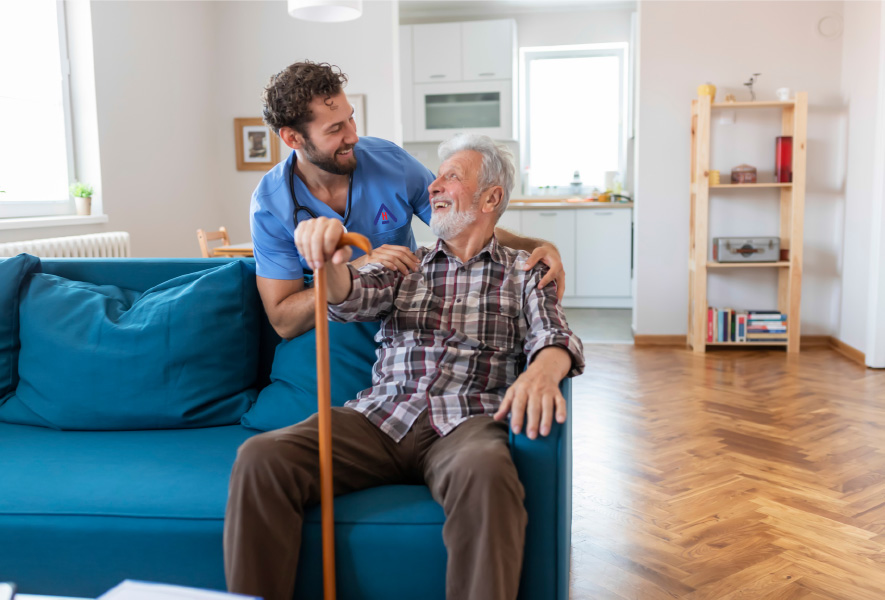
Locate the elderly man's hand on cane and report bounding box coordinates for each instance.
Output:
[294,216,371,600]
[295,217,355,304]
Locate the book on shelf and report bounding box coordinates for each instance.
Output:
[747,312,787,321]
[706,308,787,343]
[736,313,747,342]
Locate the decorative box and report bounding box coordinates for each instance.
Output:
[731,164,757,184]
[712,237,780,262]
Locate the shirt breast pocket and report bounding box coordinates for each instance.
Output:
[465,291,522,350]
[393,276,442,333]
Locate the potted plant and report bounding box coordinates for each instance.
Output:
[69,182,93,216]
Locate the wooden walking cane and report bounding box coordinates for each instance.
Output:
[314,231,372,600]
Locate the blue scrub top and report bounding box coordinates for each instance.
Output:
[250,137,435,280]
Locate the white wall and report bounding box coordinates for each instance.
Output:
[211,0,401,246]
[635,0,846,336]
[2,0,400,257]
[839,1,881,354]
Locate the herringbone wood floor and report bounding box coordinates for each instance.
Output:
[569,344,885,600]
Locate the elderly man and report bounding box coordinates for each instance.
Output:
[224,133,584,600]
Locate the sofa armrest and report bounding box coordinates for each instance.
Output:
[509,377,572,600]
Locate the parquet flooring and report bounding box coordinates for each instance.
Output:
[568,344,885,599]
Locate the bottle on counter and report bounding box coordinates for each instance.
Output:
[570,170,582,195]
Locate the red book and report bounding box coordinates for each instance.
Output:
[707,308,714,342]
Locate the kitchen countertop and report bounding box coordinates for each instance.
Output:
[508,198,634,209]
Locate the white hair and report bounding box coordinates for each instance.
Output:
[437,133,515,217]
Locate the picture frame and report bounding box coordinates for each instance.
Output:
[234,117,279,171]
[349,93,367,137]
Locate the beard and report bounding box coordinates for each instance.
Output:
[301,135,357,175]
[430,194,479,240]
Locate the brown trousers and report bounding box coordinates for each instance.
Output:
[224,408,527,600]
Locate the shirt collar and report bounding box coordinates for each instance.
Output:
[422,234,505,267]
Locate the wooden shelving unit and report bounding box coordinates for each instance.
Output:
[687,93,808,353]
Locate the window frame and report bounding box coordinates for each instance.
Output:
[519,42,630,189]
[0,0,76,219]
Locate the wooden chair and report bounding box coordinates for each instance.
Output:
[196,227,230,258]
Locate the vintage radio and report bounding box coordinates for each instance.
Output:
[712,237,780,262]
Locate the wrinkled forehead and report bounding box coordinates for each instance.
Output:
[440,149,483,178]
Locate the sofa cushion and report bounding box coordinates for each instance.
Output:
[241,320,379,431]
[1,261,260,430]
[0,254,41,402]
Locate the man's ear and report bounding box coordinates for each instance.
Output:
[280,126,305,151]
[481,186,504,215]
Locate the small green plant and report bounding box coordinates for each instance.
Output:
[69,182,93,198]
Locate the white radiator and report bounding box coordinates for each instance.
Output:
[0,231,131,258]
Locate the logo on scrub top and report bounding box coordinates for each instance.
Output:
[373,203,399,226]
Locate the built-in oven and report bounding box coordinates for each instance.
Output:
[412,79,513,142]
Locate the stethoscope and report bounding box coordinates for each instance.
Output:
[289,155,354,226]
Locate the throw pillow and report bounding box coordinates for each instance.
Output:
[1,260,260,430]
[0,254,41,402]
[241,320,380,431]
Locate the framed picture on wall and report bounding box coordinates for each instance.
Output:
[349,94,366,136]
[234,117,279,171]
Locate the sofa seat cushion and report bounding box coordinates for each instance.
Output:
[0,422,445,524]
[3,260,261,430]
[0,423,258,519]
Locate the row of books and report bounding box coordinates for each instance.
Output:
[707,308,788,343]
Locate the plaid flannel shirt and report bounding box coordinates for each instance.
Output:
[328,235,584,442]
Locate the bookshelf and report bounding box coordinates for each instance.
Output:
[687,92,808,353]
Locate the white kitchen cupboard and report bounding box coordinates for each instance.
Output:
[506,207,633,308]
[519,209,576,299]
[461,20,516,81]
[412,23,462,83]
[574,209,632,301]
[402,19,516,143]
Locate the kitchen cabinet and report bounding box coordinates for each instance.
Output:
[402,19,516,143]
[412,23,462,83]
[516,206,633,308]
[575,209,632,299]
[520,209,576,299]
[461,20,515,81]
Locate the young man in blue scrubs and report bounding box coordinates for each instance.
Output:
[251,61,564,339]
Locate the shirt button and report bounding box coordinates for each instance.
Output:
[456,298,462,303]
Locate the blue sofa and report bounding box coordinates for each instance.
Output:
[0,257,571,600]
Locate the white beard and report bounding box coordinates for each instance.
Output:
[430,197,478,240]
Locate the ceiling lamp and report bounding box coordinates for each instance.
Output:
[287,0,362,22]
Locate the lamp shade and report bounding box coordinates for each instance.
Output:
[287,0,362,22]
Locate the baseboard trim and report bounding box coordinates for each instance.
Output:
[632,334,866,365]
[828,336,866,366]
[633,335,687,346]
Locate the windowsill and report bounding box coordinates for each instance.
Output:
[0,214,109,231]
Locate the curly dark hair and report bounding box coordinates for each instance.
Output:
[262,61,348,135]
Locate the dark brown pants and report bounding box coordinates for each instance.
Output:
[224,408,527,600]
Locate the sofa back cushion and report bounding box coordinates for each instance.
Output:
[0,260,261,430]
[241,320,379,431]
[0,254,41,401]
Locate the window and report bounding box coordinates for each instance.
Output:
[0,1,75,218]
[521,43,629,192]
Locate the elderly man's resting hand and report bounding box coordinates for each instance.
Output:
[493,346,572,439]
